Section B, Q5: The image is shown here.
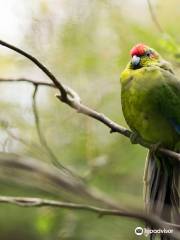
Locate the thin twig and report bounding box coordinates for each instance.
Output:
[0,77,55,88]
[0,152,123,208]
[0,40,67,99]
[0,151,180,237]
[32,85,62,168]
[0,195,179,239]
[32,85,79,177]
[0,152,180,238]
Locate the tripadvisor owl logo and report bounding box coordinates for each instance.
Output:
[135,227,143,236]
[135,226,173,237]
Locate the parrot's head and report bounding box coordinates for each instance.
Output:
[129,43,160,69]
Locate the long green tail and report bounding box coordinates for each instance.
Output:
[144,151,180,240]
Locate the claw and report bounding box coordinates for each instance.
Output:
[150,142,161,154]
[130,132,140,144]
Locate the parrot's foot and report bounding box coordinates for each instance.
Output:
[150,142,161,154]
[130,132,140,144]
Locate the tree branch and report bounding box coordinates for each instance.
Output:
[0,77,55,88]
[0,152,121,208]
[0,195,179,239]
[0,77,180,163]
[31,84,77,177]
[0,40,67,99]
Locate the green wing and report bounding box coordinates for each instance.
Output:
[157,68,180,134]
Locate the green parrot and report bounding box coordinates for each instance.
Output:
[120,43,180,239]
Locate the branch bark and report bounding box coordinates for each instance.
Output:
[0,77,180,162]
[0,152,120,209]
[31,84,77,176]
[0,195,179,239]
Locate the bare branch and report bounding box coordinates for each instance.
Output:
[0,152,180,239]
[0,195,179,239]
[0,77,180,163]
[0,40,67,99]
[31,84,75,176]
[0,77,55,88]
[0,152,121,208]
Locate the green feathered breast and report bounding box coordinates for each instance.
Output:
[120,65,180,148]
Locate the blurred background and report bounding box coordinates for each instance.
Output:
[0,0,179,239]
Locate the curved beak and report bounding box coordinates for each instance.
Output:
[131,55,140,67]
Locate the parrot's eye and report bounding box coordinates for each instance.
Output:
[145,50,152,57]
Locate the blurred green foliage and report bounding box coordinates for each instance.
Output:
[0,0,179,239]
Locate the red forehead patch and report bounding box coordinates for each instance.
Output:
[130,43,147,56]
